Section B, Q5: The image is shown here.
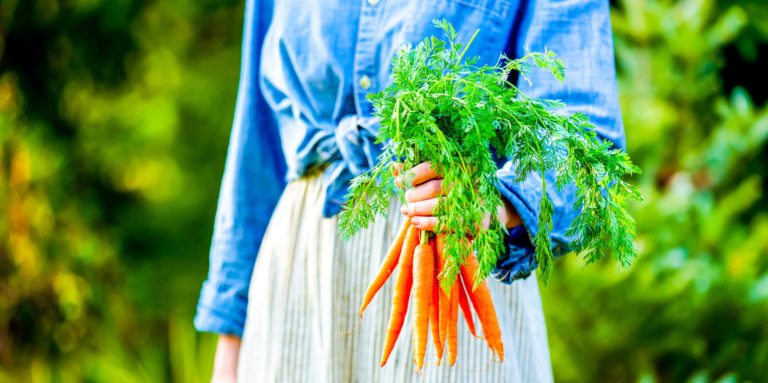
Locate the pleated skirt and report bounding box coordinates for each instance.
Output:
[237,172,554,382]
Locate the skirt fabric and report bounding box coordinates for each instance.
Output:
[237,173,554,383]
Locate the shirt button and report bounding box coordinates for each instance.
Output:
[359,75,372,90]
[368,0,379,5]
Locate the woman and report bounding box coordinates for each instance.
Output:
[195,0,625,381]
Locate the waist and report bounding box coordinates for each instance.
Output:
[277,115,379,180]
[274,114,383,217]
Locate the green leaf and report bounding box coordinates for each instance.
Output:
[338,21,642,286]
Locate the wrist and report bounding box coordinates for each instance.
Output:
[212,334,241,380]
[498,195,522,229]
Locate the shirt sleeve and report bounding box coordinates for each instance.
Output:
[194,0,286,336]
[493,0,625,283]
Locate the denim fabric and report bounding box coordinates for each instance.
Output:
[195,0,625,335]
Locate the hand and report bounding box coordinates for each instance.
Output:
[211,334,241,383]
[394,162,522,231]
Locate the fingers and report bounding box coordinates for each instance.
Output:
[401,198,439,231]
[394,162,439,188]
[408,162,439,186]
[411,216,439,231]
[404,179,444,203]
[391,162,403,177]
[392,161,443,232]
[401,198,438,216]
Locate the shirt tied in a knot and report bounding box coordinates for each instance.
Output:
[322,115,382,217]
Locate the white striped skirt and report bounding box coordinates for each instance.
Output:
[237,172,554,382]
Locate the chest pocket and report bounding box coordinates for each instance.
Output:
[402,0,516,67]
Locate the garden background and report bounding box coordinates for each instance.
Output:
[1,0,767,381]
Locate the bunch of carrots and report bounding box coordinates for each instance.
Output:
[359,217,504,371]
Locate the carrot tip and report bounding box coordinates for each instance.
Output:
[338,317,362,335]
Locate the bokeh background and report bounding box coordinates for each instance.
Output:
[1,0,766,381]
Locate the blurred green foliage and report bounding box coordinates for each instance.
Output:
[543,0,768,382]
[0,0,766,382]
[0,0,241,380]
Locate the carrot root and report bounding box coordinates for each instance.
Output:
[460,253,504,362]
[411,240,434,371]
[436,234,449,348]
[457,276,477,337]
[447,279,459,366]
[360,218,411,317]
[380,225,419,367]
[428,237,443,363]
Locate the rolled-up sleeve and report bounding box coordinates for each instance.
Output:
[194,0,286,336]
[494,0,625,283]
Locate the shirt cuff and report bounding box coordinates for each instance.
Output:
[493,226,538,284]
[194,304,245,336]
[491,170,542,284]
[194,278,248,336]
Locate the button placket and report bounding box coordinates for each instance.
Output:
[359,75,372,89]
[352,0,382,116]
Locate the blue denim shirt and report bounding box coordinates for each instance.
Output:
[195,0,625,335]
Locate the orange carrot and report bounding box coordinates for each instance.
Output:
[459,253,504,362]
[428,237,443,362]
[447,278,459,366]
[457,277,477,337]
[360,218,411,317]
[380,225,419,367]
[436,234,449,348]
[429,300,442,363]
[411,238,434,371]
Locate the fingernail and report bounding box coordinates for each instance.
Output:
[401,205,409,215]
[411,217,421,225]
